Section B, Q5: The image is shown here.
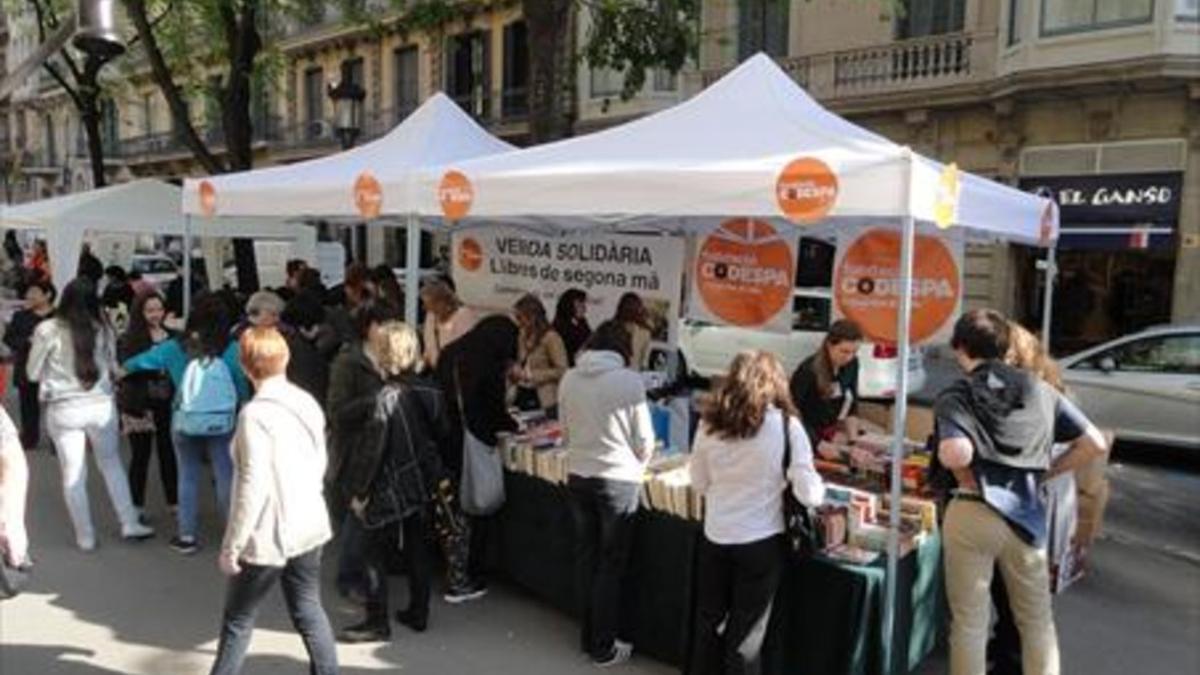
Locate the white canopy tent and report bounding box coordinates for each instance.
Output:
[180,92,514,324]
[408,54,1059,645]
[0,179,316,291]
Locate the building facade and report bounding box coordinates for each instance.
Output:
[693,0,1199,350]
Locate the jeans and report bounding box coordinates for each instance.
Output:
[173,431,234,540]
[336,514,366,599]
[944,498,1059,675]
[44,398,140,545]
[362,513,432,625]
[16,380,40,449]
[127,402,177,508]
[210,546,339,675]
[690,535,785,675]
[566,475,640,661]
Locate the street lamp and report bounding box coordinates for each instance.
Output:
[328,67,365,151]
[327,63,366,261]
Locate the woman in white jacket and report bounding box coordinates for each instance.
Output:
[558,320,656,667]
[210,327,337,675]
[27,278,153,550]
[688,351,825,675]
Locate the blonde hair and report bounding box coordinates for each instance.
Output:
[701,351,798,440]
[371,321,421,377]
[239,326,290,381]
[1005,321,1064,392]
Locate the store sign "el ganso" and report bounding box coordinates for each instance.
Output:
[1021,173,1182,225]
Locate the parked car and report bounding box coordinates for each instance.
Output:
[130,254,179,289]
[1059,324,1200,450]
[678,288,927,399]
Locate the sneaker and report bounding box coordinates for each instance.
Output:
[593,641,633,668]
[77,536,97,552]
[394,608,428,633]
[337,620,391,643]
[444,582,488,604]
[169,536,199,555]
[122,522,155,541]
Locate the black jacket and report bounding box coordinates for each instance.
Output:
[435,316,519,475]
[327,342,385,495]
[342,376,451,529]
[3,309,52,386]
[116,328,176,415]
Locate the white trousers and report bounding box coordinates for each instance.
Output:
[44,397,139,545]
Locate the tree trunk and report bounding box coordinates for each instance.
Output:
[524,0,575,143]
[222,3,264,292]
[79,56,107,189]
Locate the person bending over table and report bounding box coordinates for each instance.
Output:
[789,319,864,457]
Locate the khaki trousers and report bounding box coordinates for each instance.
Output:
[944,499,1060,675]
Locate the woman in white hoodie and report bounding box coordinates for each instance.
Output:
[26,278,153,550]
[558,320,656,667]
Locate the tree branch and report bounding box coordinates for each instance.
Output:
[124,0,226,174]
[41,59,83,109]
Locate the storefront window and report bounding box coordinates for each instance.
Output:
[1041,0,1153,36]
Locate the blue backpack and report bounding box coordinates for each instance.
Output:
[174,356,238,437]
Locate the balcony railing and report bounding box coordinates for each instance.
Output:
[694,32,990,103]
[118,115,283,160]
[834,33,975,91]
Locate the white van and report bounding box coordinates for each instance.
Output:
[678,239,926,399]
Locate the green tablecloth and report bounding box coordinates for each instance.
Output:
[494,471,942,674]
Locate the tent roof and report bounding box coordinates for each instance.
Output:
[181,93,514,218]
[1,179,313,287]
[414,54,1056,246]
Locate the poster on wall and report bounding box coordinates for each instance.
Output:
[451,227,685,348]
[833,225,964,346]
[687,218,798,334]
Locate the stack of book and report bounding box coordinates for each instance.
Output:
[640,455,703,521]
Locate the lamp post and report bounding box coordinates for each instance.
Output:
[328,65,366,262]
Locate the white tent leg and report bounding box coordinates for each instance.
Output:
[404,213,420,327]
[1040,244,1057,351]
[183,215,192,318]
[883,214,916,654]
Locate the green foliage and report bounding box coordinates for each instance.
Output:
[583,0,699,100]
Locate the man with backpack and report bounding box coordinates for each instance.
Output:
[122,294,248,554]
[934,310,1108,675]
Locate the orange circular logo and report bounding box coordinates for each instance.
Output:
[198,180,216,217]
[696,219,794,328]
[354,171,383,219]
[776,157,838,223]
[439,170,473,221]
[458,237,484,272]
[834,228,960,344]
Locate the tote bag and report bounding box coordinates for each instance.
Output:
[455,366,506,516]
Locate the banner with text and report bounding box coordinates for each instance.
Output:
[687,218,799,334]
[452,227,685,348]
[833,225,964,346]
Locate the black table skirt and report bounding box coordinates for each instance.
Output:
[492,471,942,674]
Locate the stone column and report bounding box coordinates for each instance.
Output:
[1171,85,1200,322]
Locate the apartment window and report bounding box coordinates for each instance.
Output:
[142,93,154,135]
[738,0,789,59]
[895,0,966,39]
[343,57,364,88]
[590,67,623,99]
[1008,0,1023,45]
[101,98,119,151]
[43,114,55,165]
[445,30,491,120]
[502,21,529,118]
[16,109,26,148]
[394,46,420,120]
[1177,0,1199,20]
[1041,0,1154,35]
[653,68,679,92]
[304,66,325,139]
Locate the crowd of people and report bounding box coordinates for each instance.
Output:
[0,235,1111,675]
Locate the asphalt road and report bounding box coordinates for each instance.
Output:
[2,413,1196,674]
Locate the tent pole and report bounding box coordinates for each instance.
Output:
[183,214,192,319]
[1040,244,1057,352]
[404,213,420,327]
[883,222,917,659]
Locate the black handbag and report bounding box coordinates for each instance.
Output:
[0,554,32,600]
[781,414,822,559]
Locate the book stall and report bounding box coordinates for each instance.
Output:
[490,410,944,674]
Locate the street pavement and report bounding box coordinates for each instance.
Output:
[2,424,1197,674]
